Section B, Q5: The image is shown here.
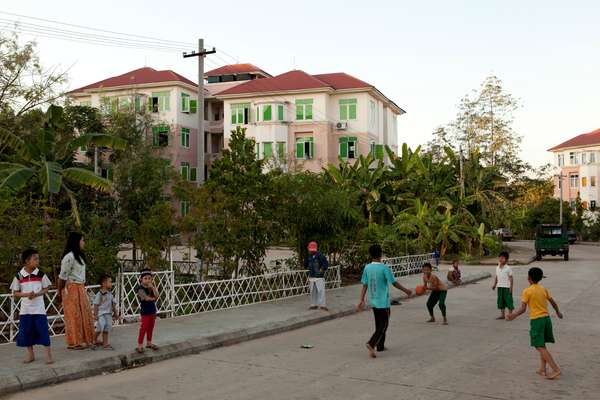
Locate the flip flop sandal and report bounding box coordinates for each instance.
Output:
[135,348,145,354]
[146,344,159,351]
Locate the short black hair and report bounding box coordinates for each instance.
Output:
[21,248,39,264]
[499,251,510,260]
[368,244,383,259]
[99,274,112,285]
[422,262,433,270]
[528,267,544,283]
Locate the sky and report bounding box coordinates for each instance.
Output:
[2,0,599,167]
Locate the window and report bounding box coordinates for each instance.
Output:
[256,107,260,122]
[149,91,170,113]
[190,167,197,182]
[181,93,190,113]
[582,153,587,164]
[582,177,587,187]
[369,100,376,128]
[295,137,314,159]
[277,105,284,121]
[591,152,597,163]
[557,154,564,167]
[339,136,358,159]
[569,152,578,165]
[118,97,130,111]
[180,201,190,217]
[180,162,190,181]
[263,105,272,121]
[592,176,597,187]
[277,142,286,159]
[370,141,376,156]
[181,127,190,148]
[295,99,313,120]
[339,98,357,121]
[207,76,219,84]
[569,174,579,188]
[263,142,273,159]
[591,200,597,210]
[100,165,113,181]
[231,103,250,125]
[152,126,169,147]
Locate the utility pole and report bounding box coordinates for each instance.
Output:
[459,145,465,199]
[184,39,216,184]
[557,174,565,226]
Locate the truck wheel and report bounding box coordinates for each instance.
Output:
[564,252,569,261]
[536,252,542,261]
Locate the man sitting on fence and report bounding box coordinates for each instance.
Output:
[304,241,329,311]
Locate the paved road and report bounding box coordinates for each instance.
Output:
[8,245,600,400]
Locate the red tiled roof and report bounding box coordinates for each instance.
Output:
[548,128,600,151]
[204,63,270,77]
[217,70,372,96]
[68,67,197,94]
[313,73,372,90]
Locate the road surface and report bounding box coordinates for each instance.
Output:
[7,245,600,400]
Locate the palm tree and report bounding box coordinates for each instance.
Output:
[0,105,126,226]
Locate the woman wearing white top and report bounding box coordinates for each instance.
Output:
[57,232,95,349]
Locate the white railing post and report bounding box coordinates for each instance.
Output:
[169,249,175,318]
[9,295,15,342]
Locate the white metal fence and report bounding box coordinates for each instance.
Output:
[0,252,435,344]
[384,252,436,276]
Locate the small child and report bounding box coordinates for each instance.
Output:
[136,268,159,353]
[507,267,563,380]
[10,249,53,364]
[93,275,118,350]
[492,251,514,319]
[447,259,462,285]
[422,262,448,325]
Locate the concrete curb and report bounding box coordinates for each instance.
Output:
[0,271,491,396]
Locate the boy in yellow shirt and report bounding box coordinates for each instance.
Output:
[507,267,563,380]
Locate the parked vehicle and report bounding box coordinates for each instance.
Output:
[567,230,577,244]
[492,228,513,241]
[535,224,569,261]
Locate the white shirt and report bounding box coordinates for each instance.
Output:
[9,268,52,315]
[495,264,512,288]
[58,252,86,283]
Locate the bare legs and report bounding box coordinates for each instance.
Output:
[536,347,560,379]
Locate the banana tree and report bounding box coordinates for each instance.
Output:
[0,105,126,226]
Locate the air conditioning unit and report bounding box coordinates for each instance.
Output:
[335,122,348,130]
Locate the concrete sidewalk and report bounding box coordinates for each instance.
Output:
[0,270,490,396]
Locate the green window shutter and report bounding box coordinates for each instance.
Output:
[263,142,273,158]
[190,167,197,182]
[339,137,348,157]
[349,104,357,120]
[306,104,313,120]
[190,99,197,113]
[181,94,187,112]
[278,105,284,120]
[231,106,237,124]
[263,105,272,121]
[134,96,141,112]
[277,142,285,159]
[181,163,189,180]
[296,141,304,158]
[340,103,347,120]
[296,105,303,120]
[375,144,384,160]
[255,143,259,159]
[310,141,315,159]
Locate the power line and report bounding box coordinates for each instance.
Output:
[0,10,195,47]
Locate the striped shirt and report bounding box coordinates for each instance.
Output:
[10,268,51,315]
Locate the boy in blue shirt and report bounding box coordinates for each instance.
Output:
[357,244,412,358]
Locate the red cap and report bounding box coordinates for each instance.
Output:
[307,241,318,251]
